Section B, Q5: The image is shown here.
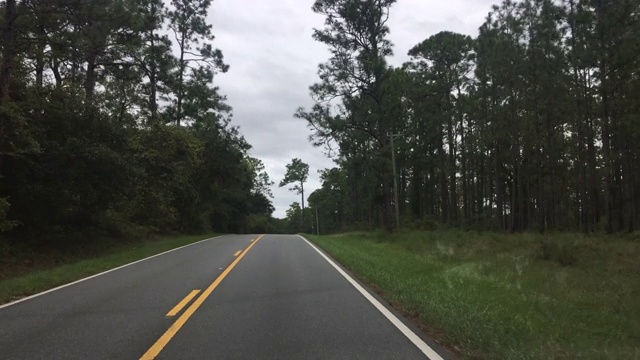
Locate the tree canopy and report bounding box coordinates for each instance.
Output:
[0,0,276,243]
[297,0,397,231]
[279,158,310,230]
[301,0,640,234]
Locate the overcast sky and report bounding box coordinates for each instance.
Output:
[209,0,497,218]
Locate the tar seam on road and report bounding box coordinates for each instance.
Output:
[298,235,445,360]
[0,235,222,310]
[166,290,201,317]
[140,234,265,360]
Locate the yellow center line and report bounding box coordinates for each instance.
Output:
[140,234,265,360]
[233,250,241,257]
[166,290,201,317]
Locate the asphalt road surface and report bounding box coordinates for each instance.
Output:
[0,234,450,359]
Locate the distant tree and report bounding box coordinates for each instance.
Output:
[285,202,303,233]
[308,168,347,234]
[279,158,310,229]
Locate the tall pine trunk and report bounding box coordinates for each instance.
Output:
[0,0,17,181]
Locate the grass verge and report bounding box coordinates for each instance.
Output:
[306,231,640,359]
[0,234,216,305]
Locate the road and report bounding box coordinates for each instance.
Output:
[0,234,449,359]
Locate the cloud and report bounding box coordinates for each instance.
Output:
[208,0,498,217]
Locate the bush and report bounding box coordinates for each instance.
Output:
[417,216,439,231]
[536,237,578,266]
[0,197,18,232]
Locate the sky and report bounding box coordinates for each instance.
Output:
[208,0,497,218]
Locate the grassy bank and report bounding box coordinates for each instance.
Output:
[0,234,215,304]
[307,231,640,359]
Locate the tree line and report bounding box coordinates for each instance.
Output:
[0,0,276,244]
[298,0,640,234]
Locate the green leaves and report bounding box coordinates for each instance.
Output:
[166,0,228,127]
[299,0,399,231]
[0,0,273,242]
[246,157,275,199]
[0,198,18,232]
[279,158,311,231]
[306,0,395,108]
[279,158,310,194]
[303,0,640,233]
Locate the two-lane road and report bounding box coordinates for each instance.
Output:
[0,235,449,359]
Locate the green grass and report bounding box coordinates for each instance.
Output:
[0,234,216,304]
[307,230,640,359]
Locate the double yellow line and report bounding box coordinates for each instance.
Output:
[140,235,265,360]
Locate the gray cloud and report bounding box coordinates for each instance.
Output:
[209,0,497,217]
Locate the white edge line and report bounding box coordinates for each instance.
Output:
[0,235,223,310]
[298,235,444,360]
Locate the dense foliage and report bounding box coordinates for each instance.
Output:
[0,0,275,243]
[300,0,640,234]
